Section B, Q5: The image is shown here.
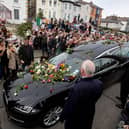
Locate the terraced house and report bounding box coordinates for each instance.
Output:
[0,0,103,25]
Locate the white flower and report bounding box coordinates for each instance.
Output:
[36,69,41,74]
[41,66,45,69]
[75,69,79,73]
[69,66,72,69]
[14,92,17,96]
[67,68,70,72]
[35,66,40,69]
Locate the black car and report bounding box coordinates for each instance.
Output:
[3,41,129,127]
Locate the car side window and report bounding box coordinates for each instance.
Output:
[113,47,129,57]
[94,58,118,73]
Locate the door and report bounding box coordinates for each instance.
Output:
[94,57,124,87]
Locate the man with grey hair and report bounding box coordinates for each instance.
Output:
[80,59,95,77]
[60,60,103,129]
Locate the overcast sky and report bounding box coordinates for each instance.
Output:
[85,0,129,18]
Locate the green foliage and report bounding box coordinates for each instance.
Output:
[16,22,32,37]
[37,8,43,19]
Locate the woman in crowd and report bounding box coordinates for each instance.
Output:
[7,43,17,80]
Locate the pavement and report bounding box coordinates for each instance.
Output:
[0,50,122,129]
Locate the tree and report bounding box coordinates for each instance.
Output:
[16,22,32,38]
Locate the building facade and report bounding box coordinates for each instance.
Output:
[36,0,81,23]
[101,19,122,30]
[36,0,102,24]
[89,2,103,26]
[0,0,27,24]
[0,3,12,20]
[101,16,129,32]
[77,1,92,23]
[0,0,103,24]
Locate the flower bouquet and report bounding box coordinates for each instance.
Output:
[29,61,75,84]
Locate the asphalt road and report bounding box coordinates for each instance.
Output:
[0,82,121,129]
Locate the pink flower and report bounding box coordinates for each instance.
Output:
[47,79,51,83]
[69,76,76,80]
[54,69,57,72]
[24,85,28,89]
[42,80,46,83]
[49,74,54,78]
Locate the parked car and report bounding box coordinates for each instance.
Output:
[3,41,129,127]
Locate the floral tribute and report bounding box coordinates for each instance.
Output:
[14,84,29,96]
[14,62,77,96]
[29,61,76,84]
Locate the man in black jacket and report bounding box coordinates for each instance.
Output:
[18,37,34,70]
[60,60,103,129]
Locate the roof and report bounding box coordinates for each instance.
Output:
[76,1,89,5]
[90,2,103,10]
[59,0,81,6]
[101,19,122,24]
[106,16,129,22]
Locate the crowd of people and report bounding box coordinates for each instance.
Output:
[0,18,129,81]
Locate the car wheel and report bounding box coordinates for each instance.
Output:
[41,106,63,127]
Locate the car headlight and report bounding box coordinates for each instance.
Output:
[15,105,33,113]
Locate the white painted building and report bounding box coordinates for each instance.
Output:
[0,0,27,24]
[100,20,122,30]
[120,21,129,32]
[61,1,81,22]
[77,1,91,23]
[36,0,92,23]
[100,19,129,32]
[36,0,62,21]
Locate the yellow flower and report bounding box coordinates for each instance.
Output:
[48,64,56,69]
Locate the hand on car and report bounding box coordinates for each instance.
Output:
[20,60,24,64]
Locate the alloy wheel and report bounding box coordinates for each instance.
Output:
[43,106,63,127]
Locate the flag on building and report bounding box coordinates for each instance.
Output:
[36,17,41,26]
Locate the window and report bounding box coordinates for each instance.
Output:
[54,0,57,6]
[68,14,70,20]
[65,3,67,9]
[14,9,19,20]
[94,58,117,73]
[112,47,129,57]
[49,11,51,18]
[49,0,52,6]
[96,9,100,15]
[14,0,18,3]
[42,0,45,5]
[49,52,82,74]
[69,4,71,10]
[87,6,89,11]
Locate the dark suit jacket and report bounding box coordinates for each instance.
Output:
[19,45,34,66]
[60,77,103,129]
